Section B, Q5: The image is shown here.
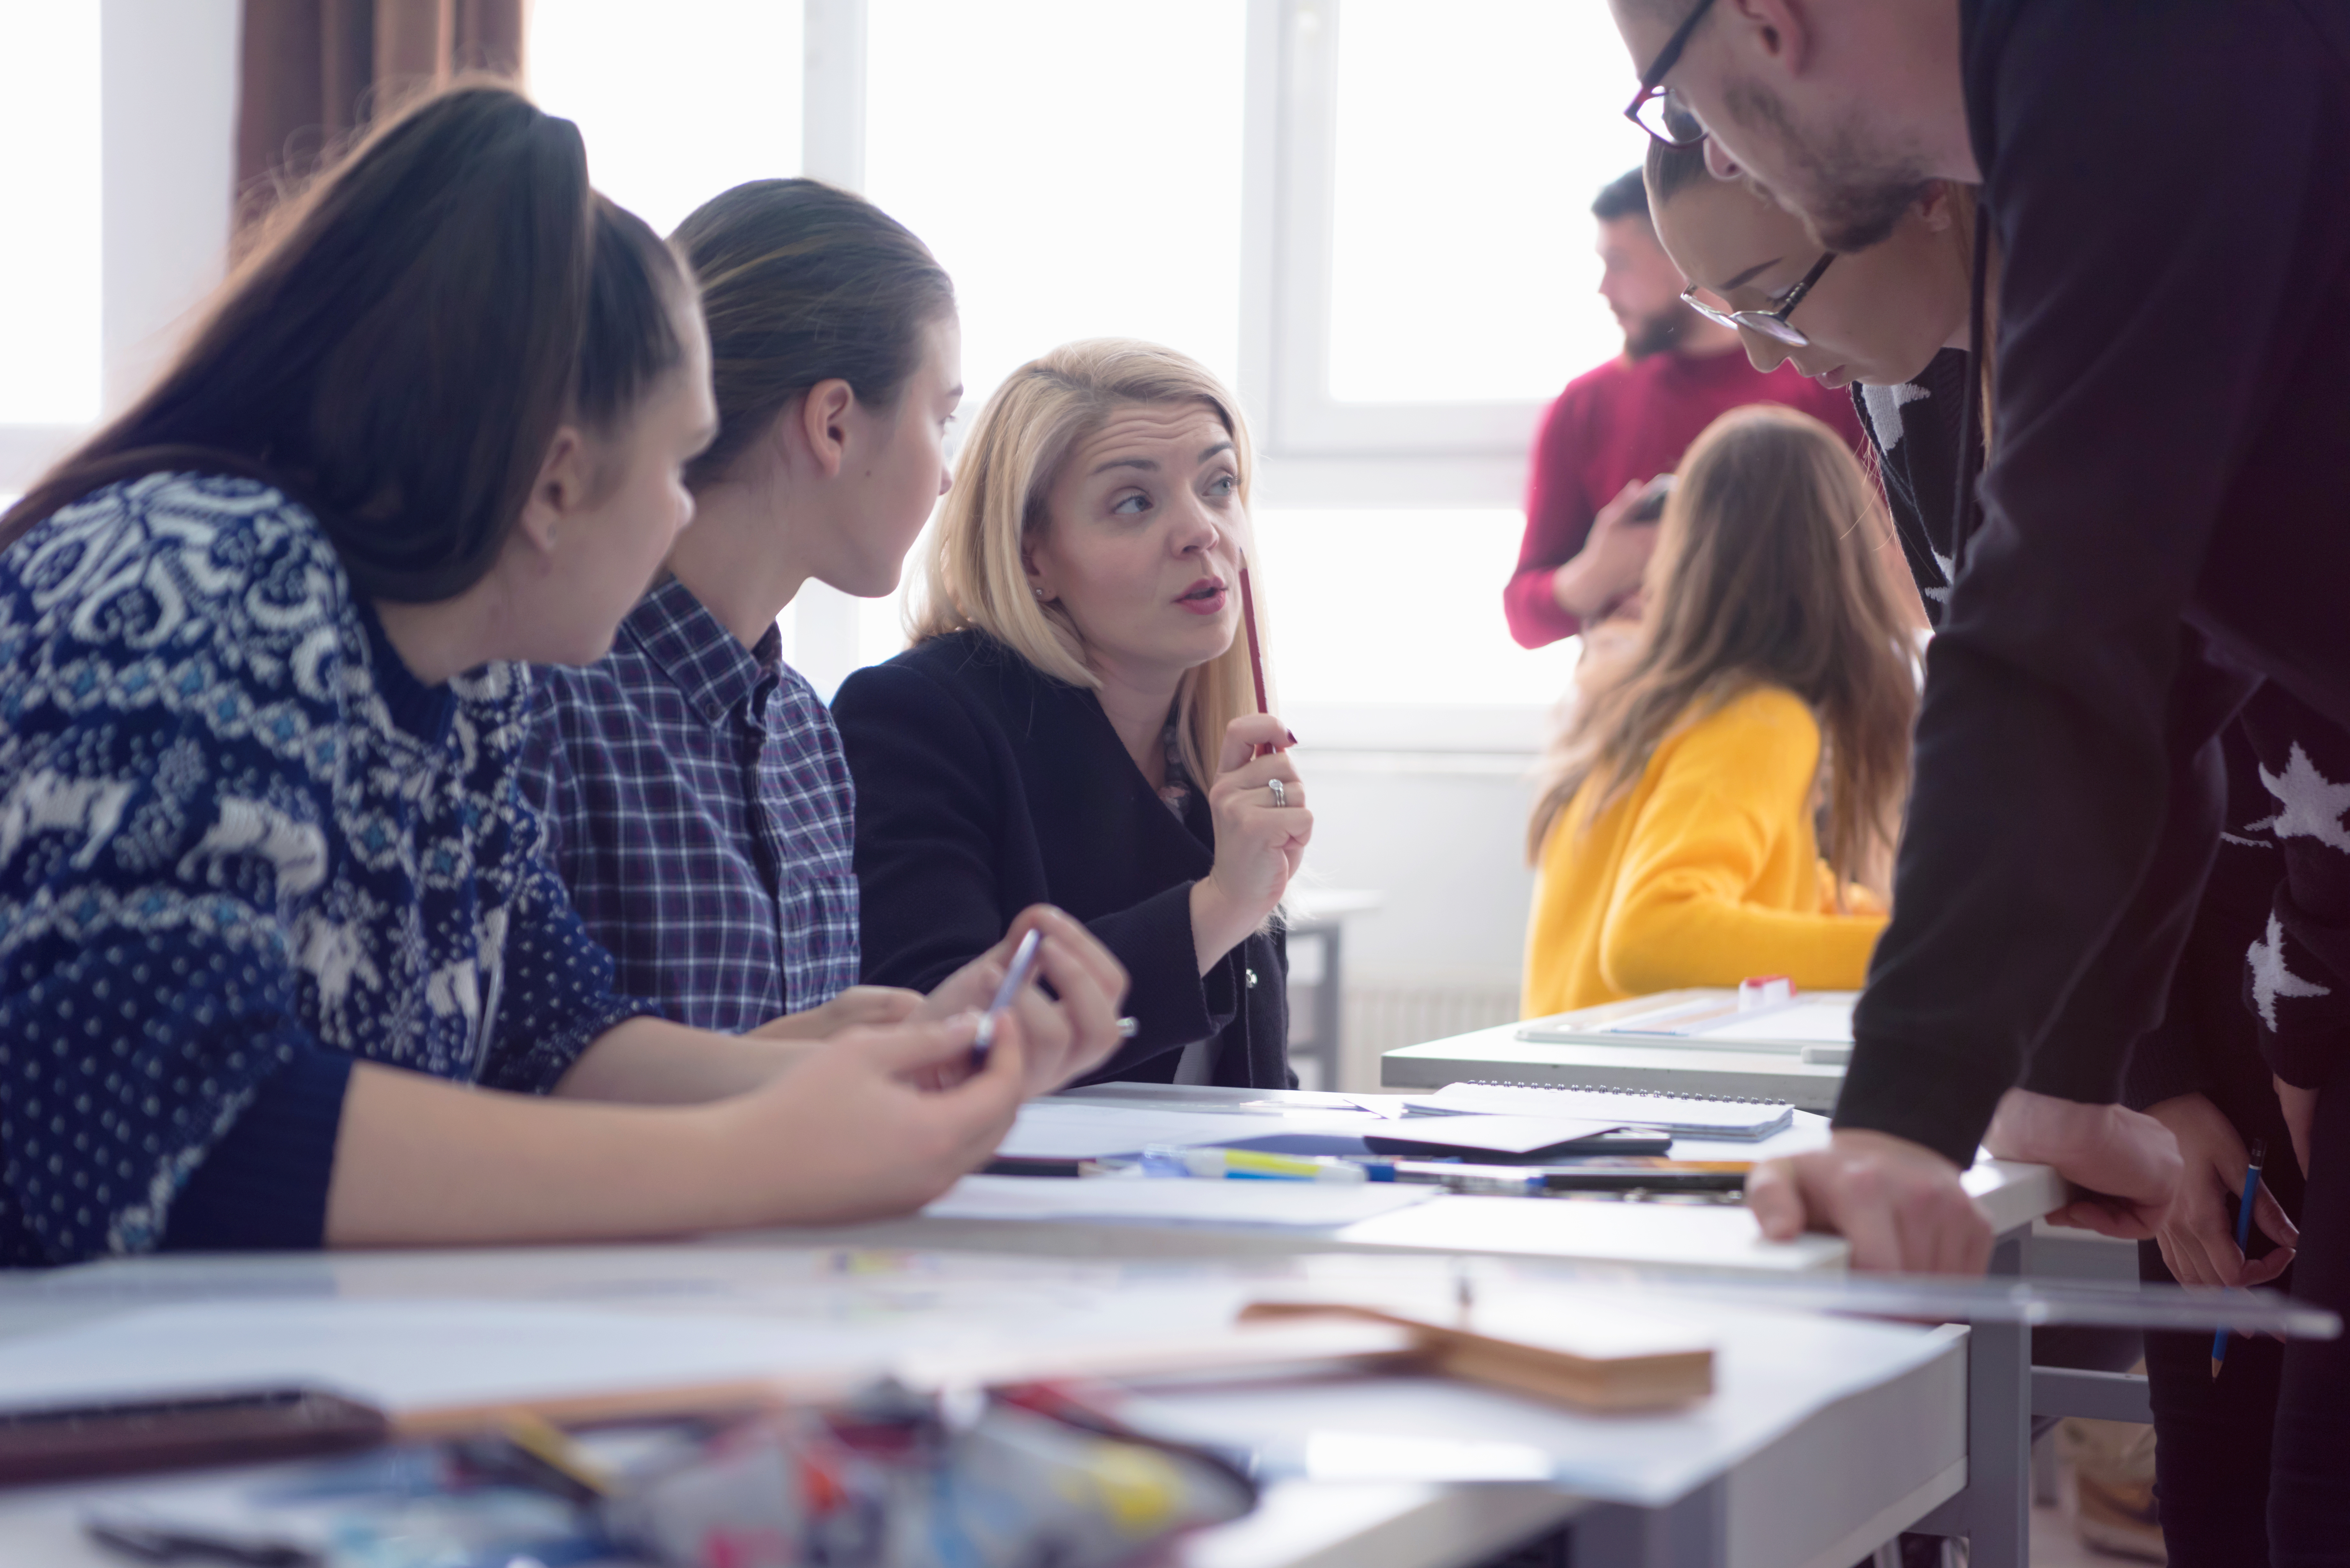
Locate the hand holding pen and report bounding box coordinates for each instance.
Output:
[2146,1092,2297,1293]
[1189,558,1312,970]
[1190,713,1311,974]
[910,907,1131,1095]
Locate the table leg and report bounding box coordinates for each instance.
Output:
[1316,923,1344,1090]
[1965,1228,2033,1568]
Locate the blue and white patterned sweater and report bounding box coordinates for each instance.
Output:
[0,473,656,1265]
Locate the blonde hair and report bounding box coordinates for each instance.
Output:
[911,338,1266,789]
[1527,405,1921,896]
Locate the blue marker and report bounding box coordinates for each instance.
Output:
[970,928,1042,1067]
[2211,1137,2268,1378]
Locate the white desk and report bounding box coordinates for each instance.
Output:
[0,1246,1967,1568]
[1378,1020,2130,1568]
[1383,1021,1850,1114]
[704,1130,2058,1568]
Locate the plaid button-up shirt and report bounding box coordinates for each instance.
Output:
[517,577,861,1032]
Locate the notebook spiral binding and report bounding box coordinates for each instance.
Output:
[1460,1078,1790,1108]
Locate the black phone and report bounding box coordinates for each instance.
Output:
[1627,473,1676,523]
[0,1388,389,1488]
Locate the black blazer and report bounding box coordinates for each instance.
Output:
[832,630,1291,1089]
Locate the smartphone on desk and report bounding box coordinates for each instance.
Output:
[0,1387,389,1487]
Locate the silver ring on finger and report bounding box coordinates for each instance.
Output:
[1267,778,1290,808]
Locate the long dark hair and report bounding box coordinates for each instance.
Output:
[671,178,954,492]
[0,82,688,603]
[1528,406,1921,894]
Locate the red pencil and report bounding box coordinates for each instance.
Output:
[1239,562,1273,757]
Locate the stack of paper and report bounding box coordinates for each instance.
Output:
[1411,1082,1795,1141]
[997,1090,1642,1164]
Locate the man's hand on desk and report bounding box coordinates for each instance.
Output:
[1747,1129,1994,1273]
[1983,1089,2182,1241]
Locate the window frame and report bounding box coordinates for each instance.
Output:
[0,1,239,496]
[1237,0,1550,512]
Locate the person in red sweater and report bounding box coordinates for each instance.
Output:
[1505,168,1863,649]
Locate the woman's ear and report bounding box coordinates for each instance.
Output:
[515,425,590,555]
[1021,537,1054,602]
[798,378,857,479]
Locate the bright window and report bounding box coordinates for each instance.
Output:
[529,0,804,237]
[1325,0,1647,406]
[0,6,102,424]
[1253,508,1580,709]
[863,0,1247,416]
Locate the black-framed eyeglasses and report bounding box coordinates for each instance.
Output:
[1680,252,1837,347]
[1624,0,1719,147]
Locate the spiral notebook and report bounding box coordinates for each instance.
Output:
[1406,1081,1795,1141]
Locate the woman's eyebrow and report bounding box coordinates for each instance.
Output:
[1197,440,1235,464]
[1718,256,1784,291]
[1088,455,1159,477]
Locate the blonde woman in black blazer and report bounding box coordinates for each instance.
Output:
[835,340,1309,1088]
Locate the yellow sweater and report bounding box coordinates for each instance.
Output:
[1522,684,1887,1018]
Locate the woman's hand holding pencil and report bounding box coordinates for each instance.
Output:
[1191,712,1311,974]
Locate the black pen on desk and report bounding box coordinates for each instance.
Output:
[2212,1137,2268,1379]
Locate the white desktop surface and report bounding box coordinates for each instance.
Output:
[0,1244,1966,1568]
[0,1097,2062,1568]
[773,1105,2058,1276]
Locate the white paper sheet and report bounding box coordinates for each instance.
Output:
[927,1174,1436,1228]
[0,1300,889,1415]
[1696,998,1856,1044]
[995,1098,1376,1160]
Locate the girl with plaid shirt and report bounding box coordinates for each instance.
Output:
[520,180,970,1042]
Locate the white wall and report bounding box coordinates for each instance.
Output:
[101,0,240,414]
[1298,749,1538,989]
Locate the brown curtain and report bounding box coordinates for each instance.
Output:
[235,0,525,231]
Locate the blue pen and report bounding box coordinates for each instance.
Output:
[970,928,1042,1066]
[2211,1137,2268,1378]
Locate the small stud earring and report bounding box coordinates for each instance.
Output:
[1031,586,1047,601]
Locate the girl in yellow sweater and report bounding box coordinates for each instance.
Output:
[1522,404,1922,1017]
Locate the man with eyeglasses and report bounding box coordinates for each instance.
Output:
[1504,167,1858,651]
[1602,0,2350,1557]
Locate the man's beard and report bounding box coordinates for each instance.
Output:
[1723,76,1935,253]
[1624,307,1690,360]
